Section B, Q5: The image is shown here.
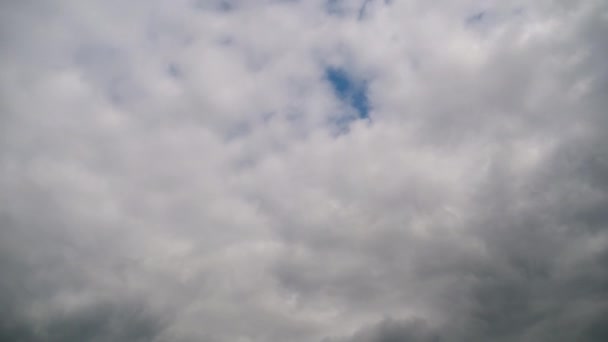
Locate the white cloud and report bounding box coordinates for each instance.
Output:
[1,0,607,341]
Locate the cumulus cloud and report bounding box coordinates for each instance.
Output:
[1,0,607,341]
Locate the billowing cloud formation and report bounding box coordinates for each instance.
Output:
[1,0,607,341]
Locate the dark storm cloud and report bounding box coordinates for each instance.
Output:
[0,299,166,342]
[0,212,170,342]
[327,318,441,342]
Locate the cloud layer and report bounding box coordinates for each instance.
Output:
[1,0,607,341]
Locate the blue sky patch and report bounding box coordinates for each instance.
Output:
[325,0,341,15]
[358,0,372,20]
[325,67,370,121]
[218,1,233,12]
[167,63,181,78]
[466,11,486,24]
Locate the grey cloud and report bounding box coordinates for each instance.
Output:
[327,318,441,342]
[0,297,167,342]
[1,0,607,341]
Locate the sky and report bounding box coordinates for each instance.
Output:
[0,0,607,341]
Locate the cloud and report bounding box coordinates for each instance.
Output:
[1,0,607,341]
[327,317,440,342]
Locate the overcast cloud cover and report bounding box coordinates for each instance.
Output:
[1,0,607,341]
